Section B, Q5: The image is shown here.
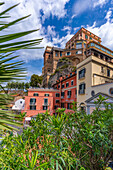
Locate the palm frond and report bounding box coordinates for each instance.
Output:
[0,2,43,131]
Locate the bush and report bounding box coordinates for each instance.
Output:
[0,96,113,169]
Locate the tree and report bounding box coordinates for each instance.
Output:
[0,2,42,131]
[25,82,30,89]
[30,74,43,87]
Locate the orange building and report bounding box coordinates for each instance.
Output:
[23,71,76,120]
[23,88,60,118]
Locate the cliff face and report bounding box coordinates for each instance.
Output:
[48,57,76,87]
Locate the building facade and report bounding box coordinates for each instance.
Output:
[53,71,77,109]
[43,27,101,87]
[77,41,113,108]
[23,88,60,118]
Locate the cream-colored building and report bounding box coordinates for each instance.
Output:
[77,41,113,109]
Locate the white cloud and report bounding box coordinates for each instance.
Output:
[62,26,71,32]
[105,10,112,21]
[93,0,108,7]
[1,0,70,61]
[86,9,113,50]
[72,0,108,17]
[74,26,80,32]
[52,32,74,48]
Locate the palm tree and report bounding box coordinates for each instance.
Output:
[0,2,43,131]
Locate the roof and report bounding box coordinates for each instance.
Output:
[28,88,60,92]
[85,92,113,103]
[52,47,64,51]
[66,27,101,45]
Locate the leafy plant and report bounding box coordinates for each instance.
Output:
[0,96,113,169]
[0,2,42,131]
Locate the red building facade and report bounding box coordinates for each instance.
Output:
[53,71,77,109]
[23,71,77,119]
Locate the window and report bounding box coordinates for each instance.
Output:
[54,105,58,109]
[71,80,73,86]
[56,100,59,103]
[89,37,92,40]
[56,53,58,57]
[79,68,86,79]
[109,88,113,95]
[62,84,64,88]
[66,82,69,87]
[79,83,85,94]
[61,103,65,108]
[20,101,22,104]
[91,43,94,47]
[85,35,88,39]
[56,93,60,97]
[70,73,72,76]
[58,85,60,88]
[67,103,71,109]
[30,106,36,110]
[91,90,95,97]
[75,89,77,95]
[44,98,48,105]
[107,69,110,77]
[30,98,36,105]
[76,50,82,54]
[67,52,71,56]
[48,55,50,59]
[101,66,104,73]
[67,90,71,98]
[76,43,82,49]
[33,93,39,96]
[61,92,65,98]
[100,55,104,60]
[43,106,48,110]
[84,43,86,48]
[45,94,49,96]
[60,52,62,57]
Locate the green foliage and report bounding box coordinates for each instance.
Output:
[30,74,43,87]
[0,96,113,169]
[59,57,69,62]
[60,64,68,70]
[72,66,76,72]
[6,81,30,90]
[0,2,42,131]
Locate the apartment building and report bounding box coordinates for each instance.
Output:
[53,71,77,109]
[43,46,63,87]
[23,88,60,119]
[77,41,113,109]
[43,27,101,87]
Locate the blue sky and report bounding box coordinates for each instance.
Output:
[2,0,113,82]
